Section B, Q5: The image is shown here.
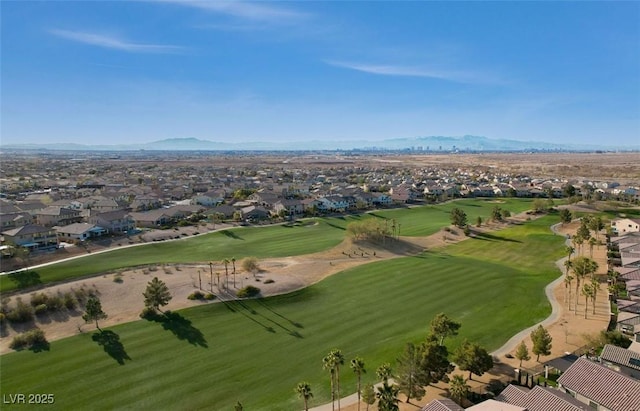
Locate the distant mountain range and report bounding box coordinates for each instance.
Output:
[2,135,638,152]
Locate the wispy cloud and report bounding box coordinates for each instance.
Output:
[49,29,184,53]
[153,0,308,23]
[326,60,506,86]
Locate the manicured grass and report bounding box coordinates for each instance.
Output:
[323,198,535,237]
[1,199,536,293]
[0,215,564,410]
[0,220,345,293]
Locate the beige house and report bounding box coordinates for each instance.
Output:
[2,224,58,250]
[612,218,640,234]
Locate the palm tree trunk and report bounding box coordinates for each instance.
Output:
[357,376,361,411]
[336,366,341,410]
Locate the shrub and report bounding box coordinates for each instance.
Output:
[0,312,6,326]
[113,273,124,283]
[237,286,261,298]
[6,297,34,323]
[188,291,205,300]
[241,257,260,273]
[34,304,48,315]
[204,293,216,300]
[73,287,89,305]
[63,292,78,310]
[48,294,64,311]
[30,292,49,307]
[264,279,274,284]
[10,328,47,350]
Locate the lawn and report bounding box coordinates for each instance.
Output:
[0,220,345,293]
[1,199,536,293]
[0,215,564,410]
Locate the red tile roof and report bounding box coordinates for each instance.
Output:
[557,357,640,411]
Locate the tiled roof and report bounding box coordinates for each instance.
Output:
[496,384,530,404]
[497,384,588,411]
[420,398,465,411]
[2,224,53,236]
[466,399,526,410]
[601,344,640,372]
[557,357,640,411]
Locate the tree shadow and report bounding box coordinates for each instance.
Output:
[222,230,244,240]
[473,232,522,243]
[92,330,131,365]
[255,299,304,329]
[29,340,50,353]
[149,311,208,347]
[7,270,42,289]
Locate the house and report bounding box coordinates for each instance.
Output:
[420,398,465,411]
[241,205,269,221]
[273,199,303,216]
[35,206,82,227]
[130,209,173,228]
[191,190,225,207]
[0,212,33,230]
[611,218,640,235]
[87,210,135,234]
[2,224,58,251]
[495,384,589,411]
[599,344,640,380]
[56,223,107,243]
[209,205,236,219]
[557,357,640,410]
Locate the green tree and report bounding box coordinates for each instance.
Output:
[576,220,591,244]
[588,237,597,258]
[396,343,427,403]
[564,245,575,262]
[532,199,546,214]
[83,295,108,331]
[450,207,467,228]
[514,341,530,367]
[559,208,572,224]
[419,334,454,385]
[453,340,493,380]
[448,375,469,406]
[564,271,574,310]
[234,401,243,411]
[589,216,604,241]
[476,216,482,227]
[563,184,576,198]
[361,383,376,411]
[295,382,313,411]
[491,205,503,222]
[143,277,172,313]
[222,258,230,289]
[430,313,461,345]
[530,325,552,361]
[376,363,392,383]
[350,356,366,411]
[376,381,399,411]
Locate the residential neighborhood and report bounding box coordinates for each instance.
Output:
[2,152,638,262]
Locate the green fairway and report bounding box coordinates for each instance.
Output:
[1,199,535,293]
[0,220,345,293]
[0,215,564,410]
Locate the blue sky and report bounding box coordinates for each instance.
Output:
[2,1,639,147]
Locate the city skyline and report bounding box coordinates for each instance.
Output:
[2,1,639,147]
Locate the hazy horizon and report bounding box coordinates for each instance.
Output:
[2,1,639,147]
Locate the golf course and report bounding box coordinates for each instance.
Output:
[0,199,566,410]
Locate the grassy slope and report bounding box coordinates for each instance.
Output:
[0,215,563,410]
[0,199,532,293]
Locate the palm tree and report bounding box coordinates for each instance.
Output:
[588,237,597,258]
[350,356,366,411]
[222,258,230,289]
[231,257,237,288]
[323,351,338,411]
[376,381,399,411]
[581,283,594,319]
[330,349,345,410]
[448,375,470,406]
[564,245,575,262]
[295,381,313,411]
[564,273,574,310]
[590,277,601,315]
[376,363,392,383]
[572,256,598,313]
